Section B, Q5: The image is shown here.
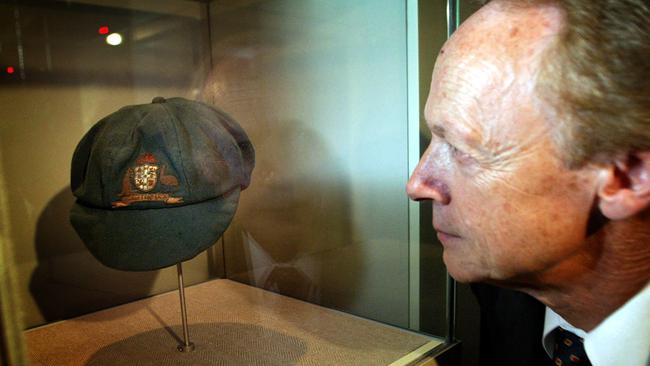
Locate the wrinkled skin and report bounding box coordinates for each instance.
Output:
[407,3,600,286]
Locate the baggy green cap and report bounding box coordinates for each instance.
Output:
[69,97,254,271]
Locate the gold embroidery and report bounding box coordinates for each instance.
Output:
[120,168,134,196]
[133,164,158,191]
[112,153,183,208]
[159,165,179,186]
[112,193,183,207]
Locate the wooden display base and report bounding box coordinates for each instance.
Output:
[25,279,442,365]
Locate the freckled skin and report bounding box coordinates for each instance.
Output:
[408,0,650,332]
[407,3,599,285]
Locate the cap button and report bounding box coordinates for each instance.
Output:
[152,97,166,103]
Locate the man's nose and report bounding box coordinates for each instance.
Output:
[406,152,451,205]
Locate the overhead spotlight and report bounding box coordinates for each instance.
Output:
[106,33,122,46]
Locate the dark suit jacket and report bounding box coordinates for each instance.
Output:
[471,283,556,366]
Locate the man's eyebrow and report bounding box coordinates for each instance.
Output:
[431,124,446,138]
[430,122,484,152]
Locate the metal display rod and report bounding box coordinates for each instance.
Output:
[176,262,195,352]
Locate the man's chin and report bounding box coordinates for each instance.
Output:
[442,252,502,284]
[445,260,540,290]
[447,270,483,284]
[443,258,483,283]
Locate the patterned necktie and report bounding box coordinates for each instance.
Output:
[552,327,592,366]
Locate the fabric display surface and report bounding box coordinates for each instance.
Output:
[69,97,255,271]
[24,279,440,365]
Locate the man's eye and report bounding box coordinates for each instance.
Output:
[446,141,461,155]
[447,142,473,162]
[448,143,460,154]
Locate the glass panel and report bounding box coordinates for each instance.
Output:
[1,0,451,342]
[0,0,214,328]
[207,0,412,327]
[417,0,449,337]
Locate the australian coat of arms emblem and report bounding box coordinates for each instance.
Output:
[133,154,159,192]
[112,153,183,208]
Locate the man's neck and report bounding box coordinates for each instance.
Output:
[522,220,650,331]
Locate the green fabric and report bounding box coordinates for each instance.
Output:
[70,97,254,271]
[70,190,239,271]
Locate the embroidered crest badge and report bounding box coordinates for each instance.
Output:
[133,153,159,192]
[112,153,183,208]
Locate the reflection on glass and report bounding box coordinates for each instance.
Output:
[0,0,211,328]
[1,0,448,340]
[207,0,413,328]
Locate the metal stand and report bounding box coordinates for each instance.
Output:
[176,262,195,352]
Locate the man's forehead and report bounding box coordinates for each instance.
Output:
[455,1,564,49]
[425,0,562,113]
[425,1,564,128]
[426,54,506,114]
[433,0,564,76]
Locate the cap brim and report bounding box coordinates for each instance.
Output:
[70,189,240,271]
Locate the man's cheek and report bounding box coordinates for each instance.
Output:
[457,203,493,235]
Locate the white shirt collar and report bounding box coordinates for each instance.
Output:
[542,281,650,366]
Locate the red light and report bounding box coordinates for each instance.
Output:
[98,26,109,35]
[6,66,14,74]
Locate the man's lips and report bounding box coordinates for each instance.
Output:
[434,227,462,244]
[434,227,460,238]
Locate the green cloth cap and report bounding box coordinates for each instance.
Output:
[70,97,254,271]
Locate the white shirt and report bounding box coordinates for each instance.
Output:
[542,281,650,366]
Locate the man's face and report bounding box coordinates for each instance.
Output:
[407,3,600,286]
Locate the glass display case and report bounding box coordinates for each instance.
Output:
[0,0,464,364]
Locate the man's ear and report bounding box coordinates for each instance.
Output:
[598,151,650,220]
